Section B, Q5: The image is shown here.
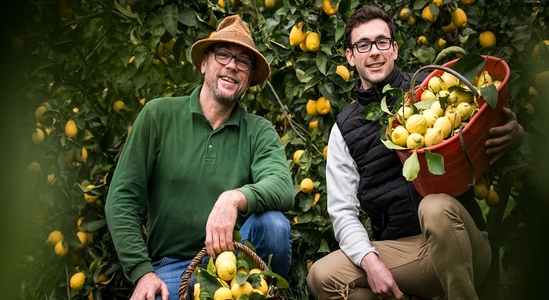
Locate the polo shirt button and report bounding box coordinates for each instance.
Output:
[208,144,212,149]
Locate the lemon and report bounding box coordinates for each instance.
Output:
[406,133,425,149]
[448,89,473,106]
[396,105,413,123]
[84,185,99,204]
[535,71,549,89]
[391,125,410,147]
[423,128,444,147]
[32,128,45,145]
[293,149,305,164]
[313,193,321,206]
[58,0,74,19]
[485,190,500,207]
[96,273,110,283]
[65,120,78,138]
[316,96,331,115]
[216,251,237,267]
[531,40,549,58]
[34,105,49,123]
[231,281,253,298]
[433,116,452,138]
[28,161,42,174]
[164,38,175,54]
[461,0,475,5]
[430,100,445,118]
[442,21,458,33]
[75,147,88,163]
[417,35,427,46]
[456,102,473,120]
[408,16,416,26]
[439,72,459,90]
[77,217,86,232]
[438,38,447,49]
[194,283,201,300]
[405,114,428,135]
[47,230,64,245]
[265,0,276,9]
[213,286,233,300]
[113,100,125,113]
[305,32,320,52]
[422,6,435,23]
[336,65,350,81]
[306,99,319,116]
[323,145,328,158]
[209,31,217,38]
[422,109,439,127]
[433,0,443,7]
[444,106,462,128]
[420,89,436,101]
[300,178,314,193]
[70,272,86,290]
[218,0,236,8]
[321,0,339,15]
[217,259,237,281]
[451,8,467,28]
[479,31,496,48]
[256,277,269,295]
[299,38,309,52]
[289,22,307,46]
[475,184,489,200]
[399,8,412,20]
[309,120,319,130]
[476,71,493,88]
[523,102,535,115]
[54,241,69,257]
[76,231,89,248]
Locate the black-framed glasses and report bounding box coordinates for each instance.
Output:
[352,38,394,53]
[213,48,253,71]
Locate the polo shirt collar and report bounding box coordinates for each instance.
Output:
[190,85,243,127]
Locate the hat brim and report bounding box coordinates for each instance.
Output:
[191,38,270,87]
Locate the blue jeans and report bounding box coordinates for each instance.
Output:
[153,211,292,300]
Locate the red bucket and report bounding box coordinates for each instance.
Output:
[396,56,510,197]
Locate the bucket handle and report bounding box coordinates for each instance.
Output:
[409,65,479,188]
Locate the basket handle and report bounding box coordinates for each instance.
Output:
[409,64,480,189]
[409,64,480,104]
[178,242,269,300]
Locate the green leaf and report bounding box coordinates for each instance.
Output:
[402,150,420,181]
[114,0,140,20]
[197,267,222,294]
[362,102,382,121]
[178,8,198,27]
[315,52,328,75]
[162,4,179,38]
[450,54,486,83]
[424,149,445,175]
[479,84,499,109]
[381,139,408,150]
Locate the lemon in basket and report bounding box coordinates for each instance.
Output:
[391,125,409,147]
[406,133,425,149]
[216,259,237,281]
[213,286,233,300]
[405,114,428,135]
[231,281,253,298]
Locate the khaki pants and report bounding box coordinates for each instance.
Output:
[307,194,491,300]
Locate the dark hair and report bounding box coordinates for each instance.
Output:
[344,6,396,49]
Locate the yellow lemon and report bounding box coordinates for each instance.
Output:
[47,230,64,245]
[84,184,99,204]
[194,283,201,300]
[531,40,549,58]
[523,102,535,115]
[476,70,493,88]
[422,6,435,23]
[209,31,217,38]
[289,22,307,46]
[32,128,45,145]
[448,89,473,106]
[433,116,452,138]
[64,120,78,138]
[451,8,467,28]
[306,99,319,116]
[433,0,443,7]
[256,277,269,295]
[474,183,489,199]
[422,109,439,127]
[391,125,410,147]
[456,102,473,120]
[399,7,412,20]
[218,0,236,8]
[423,127,444,147]
[438,72,459,90]
[231,281,253,298]
[300,178,314,193]
[421,89,436,101]
[34,105,49,123]
[406,133,425,149]
[461,0,475,5]
[309,120,319,130]
[479,31,496,48]
[76,231,89,248]
[77,217,86,232]
[28,161,42,174]
[417,35,428,46]
[113,100,125,113]
[313,193,321,206]
[164,38,175,54]
[75,147,88,163]
[485,190,500,207]
[396,105,413,123]
[213,286,233,300]
[442,21,457,33]
[535,71,549,89]
[336,65,350,81]
[444,106,462,128]
[408,16,416,26]
[405,114,428,135]
[216,260,237,281]
[299,38,309,52]
[430,100,445,117]
[216,251,237,268]
[428,76,442,93]
[322,145,328,158]
[54,241,69,257]
[70,272,86,290]
[316,96,331,115]
[96,273,110,283]
[305,32,320,52]
[265,0,276,9]
[438,38,447,49]
[321,0,339,15]
[293,149,305,164]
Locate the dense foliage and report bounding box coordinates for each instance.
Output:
[2,0,548,299]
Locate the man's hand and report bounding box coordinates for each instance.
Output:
[130,272,169,300]
[361,252,404,300]
[205,190,248,258]
[485,107,524,165]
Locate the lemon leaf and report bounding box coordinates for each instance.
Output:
[479,84,498,109]
[380,139,408,150]
[402,150,420,181]
[424,149,445,175]
[449,53,486,82]
[362,102,382,121]
[197,267,222,294]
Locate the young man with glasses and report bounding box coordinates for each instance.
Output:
[306,5,524,300]
[105,15,293,300]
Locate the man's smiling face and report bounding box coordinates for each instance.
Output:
[345,18,398,90]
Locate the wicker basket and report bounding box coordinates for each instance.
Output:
[178,242,282,300]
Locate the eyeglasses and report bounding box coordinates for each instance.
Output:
[352,38,394,53]
[213,48,253,71]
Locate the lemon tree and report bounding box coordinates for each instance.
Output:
[4,0,548,299]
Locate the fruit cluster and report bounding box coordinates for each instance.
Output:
[194,251,270,300]
[390,70,501,150]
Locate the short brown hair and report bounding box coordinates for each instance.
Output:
[344,6,396,49]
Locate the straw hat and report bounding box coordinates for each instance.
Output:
[190,15,270,87]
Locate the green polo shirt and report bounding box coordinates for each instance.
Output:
[105,86,293,283]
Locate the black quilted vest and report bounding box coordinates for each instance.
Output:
[336,66,485,241]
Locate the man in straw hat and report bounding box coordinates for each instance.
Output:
[106,14,293,300]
